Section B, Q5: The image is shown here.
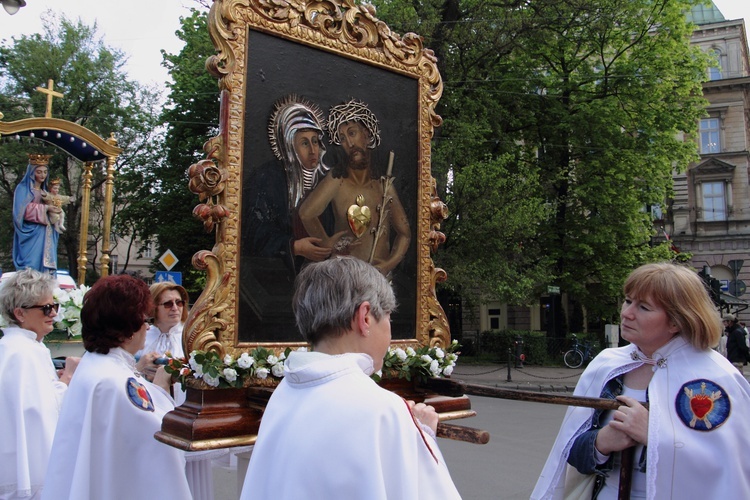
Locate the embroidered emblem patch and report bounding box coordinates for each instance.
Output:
[126,377,155,412]
[674,379,729,431]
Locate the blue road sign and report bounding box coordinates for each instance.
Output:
[154,271,182,285]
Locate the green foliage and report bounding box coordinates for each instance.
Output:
[153,7,216,296]
[374,340,460,384]
[371,0,709,323]
[0,12,163,277]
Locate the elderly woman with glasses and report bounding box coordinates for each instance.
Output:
[42,274,190,499]
[136,283,189,382]
[0,268,79,499]
[135,282,222,500]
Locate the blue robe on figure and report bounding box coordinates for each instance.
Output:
[12,162,58,273]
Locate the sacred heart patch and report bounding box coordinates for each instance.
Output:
[674,379,729,431]
[347,194,371,239]
[126,377,155,412]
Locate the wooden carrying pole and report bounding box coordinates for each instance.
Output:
[423,378,646,500]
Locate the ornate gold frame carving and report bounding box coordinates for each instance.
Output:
[185,0,449,359]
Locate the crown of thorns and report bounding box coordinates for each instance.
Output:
[328,99,380,148]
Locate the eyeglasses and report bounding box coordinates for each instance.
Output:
[23,303,60,316]
[159,299,185,309]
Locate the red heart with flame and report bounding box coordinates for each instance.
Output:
[690,395,713,419]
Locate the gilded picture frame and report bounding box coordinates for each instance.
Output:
[184,0,449,360]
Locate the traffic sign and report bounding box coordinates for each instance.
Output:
[729,280,746,297]
[547,285,560,295]
[154,271,182,285]
[159,249,179,271]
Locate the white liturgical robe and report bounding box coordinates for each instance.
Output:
[532,336,750,500]
[0,327,67,499]
[42,348,190,500]
[241,351,462,500]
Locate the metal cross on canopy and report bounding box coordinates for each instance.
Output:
[35,79,64,118]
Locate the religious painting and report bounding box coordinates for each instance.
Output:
[184,0,448,357]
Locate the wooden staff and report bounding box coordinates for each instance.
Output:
[437,422,490,444]
[422,378,646,500]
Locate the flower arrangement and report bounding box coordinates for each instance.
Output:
[53,285,90,338]
[164,340,461,389]
[164,346,295,389]
[372,340,460,384]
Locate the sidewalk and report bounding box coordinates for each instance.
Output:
[451,363,584,393]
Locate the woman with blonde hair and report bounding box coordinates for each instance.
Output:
[533,262,750,499]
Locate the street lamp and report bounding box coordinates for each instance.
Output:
[1,0,26,15]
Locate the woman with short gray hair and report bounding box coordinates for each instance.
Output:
[0,268,78,498]
[242,257,461,499]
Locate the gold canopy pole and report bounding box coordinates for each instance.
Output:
[76,161,94,285]
[100,150,116,277]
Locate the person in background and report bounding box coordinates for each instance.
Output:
[241,257,461,499]
[42,274,190,499]
[136,282,189,398]
[0,268,78,499]
[136,281,222,500]
[723,313,749,374]
[533,262,750,499]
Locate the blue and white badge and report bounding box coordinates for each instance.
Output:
[674,379,729,431]
[126,377,155,412]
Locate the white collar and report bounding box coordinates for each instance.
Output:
[629,335,689,370]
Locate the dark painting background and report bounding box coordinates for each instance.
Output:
[239,29,419,343]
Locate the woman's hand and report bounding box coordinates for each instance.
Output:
[136,352,160,382]
[152,366,173,393]
[408,400,439,434]
[57,356,80,385]
[607,395,649,445]
[293,237,331,261]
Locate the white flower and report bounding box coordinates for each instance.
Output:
[420,354,433,363]
[406,347,416,356]
[375,369,383,377]
[434,347,445,359]
[223,354,233,365]
[237,353,255,369]
[189,353,200,371]
[442,364,454,376]
[429,360,440,376]
[279,351,286,361]
[193,364,204,377]
[271,363,284,378]
[68,321,82,337]
[394,348,407,361]
[203,373,220,387]
[267,355,279,365]
[296,346,308,352]
[256,367,269,379]
[223,368,238,382]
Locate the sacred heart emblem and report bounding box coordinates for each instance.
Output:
[690,395,713,419]
[347,194,371,239]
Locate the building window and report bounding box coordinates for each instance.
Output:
[487,308,501,330]
[144,241,153,258]
[702,181,726,221]
[700,118,720,154]
[708,49,722,81]
[111,254,119,274]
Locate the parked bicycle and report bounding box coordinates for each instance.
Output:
[563,334,598,368]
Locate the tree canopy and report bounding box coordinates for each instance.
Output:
[372,0,708,328]
[0,11,163,280]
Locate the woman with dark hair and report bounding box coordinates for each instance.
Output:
[0,268,78,499]
[42,275,190,499]
[533,263,750,499]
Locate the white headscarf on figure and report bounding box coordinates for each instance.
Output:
[268,95,330,211]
